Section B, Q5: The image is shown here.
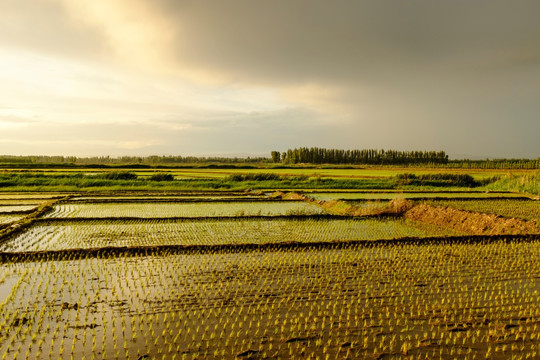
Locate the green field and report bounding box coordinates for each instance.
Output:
[1,166,521,180]
[1,168,539,194]
[306,191,528,201]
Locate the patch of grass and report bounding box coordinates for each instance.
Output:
[396,173,482,187]
[99,171,138,180]
[0,170,525,192]
[227,173,284,181]
[484,172,540,195]
[148,173,175,181]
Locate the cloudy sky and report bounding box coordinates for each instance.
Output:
[1,0,539,158]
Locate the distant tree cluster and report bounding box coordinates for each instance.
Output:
[275,148,449,165]
[446,159,540,170]
[0,155,268,167]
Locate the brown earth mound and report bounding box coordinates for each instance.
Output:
[272,192,415,217]
[312,197,413,217]
[405,204,539,235]
[269,191,286,199]
[281,192,309,201]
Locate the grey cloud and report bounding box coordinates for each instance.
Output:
[0,108,336,156]
[152,0,540,158]
[156,0,540,86]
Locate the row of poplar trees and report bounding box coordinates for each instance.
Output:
[271,148,449,165]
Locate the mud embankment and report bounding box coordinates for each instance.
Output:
[272,191,412,217]
[2,234,539,263]
[0,196,72,242]
[274,191,540,235]
[404,204,539,235]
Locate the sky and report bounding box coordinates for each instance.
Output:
[1,0,539,159]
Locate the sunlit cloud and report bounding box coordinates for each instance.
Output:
[56,0,175,72]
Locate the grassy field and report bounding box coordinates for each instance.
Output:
[1,167,538,194]
[306,191,531,201]
[1,166,526,179]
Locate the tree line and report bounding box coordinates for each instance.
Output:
[0,155,267,166]
[1,153,538,169]
[272,148,449,165]
[445,159,540,170]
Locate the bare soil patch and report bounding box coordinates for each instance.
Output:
[405,204,539,235]
[272,191,414,217]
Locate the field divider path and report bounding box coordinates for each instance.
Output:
[31,214,356,223]
[280,190,540,235]
[336,196,532,202]
[0,195,73,243]
[66,197,280,204]
[274,191,413,217]
[1,233,539,263]
[0,208,36,215]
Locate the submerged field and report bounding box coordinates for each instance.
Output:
[44,201,327,219]
[0,215,24,225]
[0,218,461,252]
[0,190,539,359]
[1,240,540,359]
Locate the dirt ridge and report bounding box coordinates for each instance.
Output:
[272,191,413,217]
[1,234,539,263]
[404,204,539,235]
[275,191,540,235]
[0,196,72,243]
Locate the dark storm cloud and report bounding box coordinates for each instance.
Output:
[145,0,540,157]
[157,0,540,86]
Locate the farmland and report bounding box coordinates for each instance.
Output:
[0,218,463,253]
[0,166,519,180]
[43,201,328,219]
[0,215,24,225]
[1,240,540,359]
[0,169,539,359]
[2,167,539,193]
